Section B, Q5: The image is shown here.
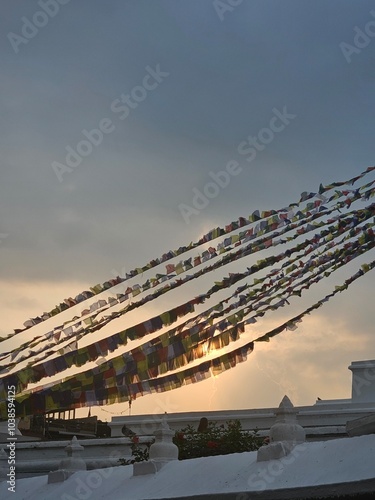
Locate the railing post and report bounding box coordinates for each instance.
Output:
[257,395,305,461]
[48,436,87,483]
[133,414,178,476]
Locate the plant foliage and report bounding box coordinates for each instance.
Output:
[173,420,263,460]
[118,419,263,465]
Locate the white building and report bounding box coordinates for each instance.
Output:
[1,359,375,494]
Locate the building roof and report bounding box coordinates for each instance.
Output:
[1,433,375,500]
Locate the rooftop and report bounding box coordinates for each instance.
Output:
[1,433,375,499]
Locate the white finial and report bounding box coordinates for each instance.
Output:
[161,413,169,430]
[279,395,293,409]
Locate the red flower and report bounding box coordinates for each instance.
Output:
[207,441,218,448]
[132,436,139,444]
[176,432,184,440]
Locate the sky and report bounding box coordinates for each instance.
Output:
[0,0,375,422]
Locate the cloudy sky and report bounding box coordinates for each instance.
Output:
[1,0,374,421]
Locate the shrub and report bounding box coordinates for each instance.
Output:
[118,419,263,465]
[173,420,263,460]
[118,437,152,465]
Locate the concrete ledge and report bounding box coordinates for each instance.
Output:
[346,413,375,436]
[12,456,122,475]
[1,435,154,479]
[147,477,375,499]
[109,402,375,438]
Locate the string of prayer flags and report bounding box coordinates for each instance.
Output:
[5,255,374,418]
[1,203,374,394]
[2,167,373,343]
[0,167,374,417]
